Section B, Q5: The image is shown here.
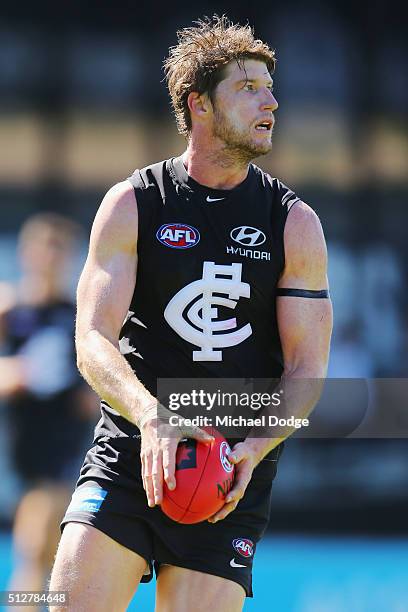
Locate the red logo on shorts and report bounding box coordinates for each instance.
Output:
[232,538,254,558]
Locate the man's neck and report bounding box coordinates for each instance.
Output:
[182,140,250,190]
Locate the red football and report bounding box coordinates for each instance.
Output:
[161,427,235,524]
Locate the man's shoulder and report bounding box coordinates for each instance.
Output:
[128,158,170,190]
[250,164,301,211]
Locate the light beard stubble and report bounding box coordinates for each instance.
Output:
[211,107,272,168]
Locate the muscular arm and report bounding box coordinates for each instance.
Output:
[277,201,332,375]
[77,181,212,507]
[250,201,332,455]
[75,181,156,423]
[210,201,333,522]
[260,201,333,449]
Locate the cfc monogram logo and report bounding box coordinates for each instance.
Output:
[164,261,252,361]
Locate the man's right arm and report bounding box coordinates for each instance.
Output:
[75,180,156,424]
[76,180,213,507]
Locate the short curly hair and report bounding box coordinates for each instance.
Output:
[163,15,276,138]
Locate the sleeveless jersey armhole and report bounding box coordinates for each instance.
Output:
[276,179,302,271]
[127,167,162,250]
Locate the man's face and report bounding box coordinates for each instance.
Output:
[20,225,73,277]
[210,59,278,160]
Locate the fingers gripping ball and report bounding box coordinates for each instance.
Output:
[161,428,235,524]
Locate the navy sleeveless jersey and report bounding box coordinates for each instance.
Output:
[95,156,300,440]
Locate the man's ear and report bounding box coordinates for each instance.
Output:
[187,92,212,120]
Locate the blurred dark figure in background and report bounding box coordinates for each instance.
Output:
[0,213,96,602]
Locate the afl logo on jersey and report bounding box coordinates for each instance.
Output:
[156,223,200,249]
[230,226,266,247]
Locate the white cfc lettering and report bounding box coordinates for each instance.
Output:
[164,261,252,361]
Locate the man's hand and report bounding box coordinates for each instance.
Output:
[207,440,260,523]
[140,409,214,508]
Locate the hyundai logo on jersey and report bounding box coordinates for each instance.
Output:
[230,226,266,247]
[156,223,200,249]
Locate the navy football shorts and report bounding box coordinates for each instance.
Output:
[61,436,283,597]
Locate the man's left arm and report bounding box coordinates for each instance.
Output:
[209,201,333,522]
